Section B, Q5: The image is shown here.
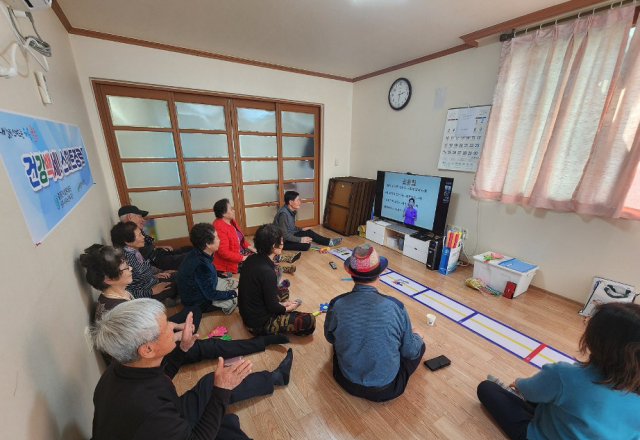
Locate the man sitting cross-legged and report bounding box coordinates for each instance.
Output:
[324,244,426,402]
[273,190,342,251]
[118,205,192,271]
[91,299,294,440]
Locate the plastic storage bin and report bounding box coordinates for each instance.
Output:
[473,252,538,298]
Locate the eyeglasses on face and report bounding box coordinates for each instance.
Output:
[119,265,131,273]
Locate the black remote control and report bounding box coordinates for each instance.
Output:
[329,262,337,270]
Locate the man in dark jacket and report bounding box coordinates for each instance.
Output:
[91,299,252,439]
[118,205,192,270]
[273,191,342,251]
[91,299,294,440]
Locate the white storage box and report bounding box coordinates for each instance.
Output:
[473,252,538,298]
[386,236,399,248]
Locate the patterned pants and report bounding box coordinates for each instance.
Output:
[237,248,255,272]
[246,287,316,336]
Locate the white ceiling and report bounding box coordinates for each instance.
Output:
[58,0,571,79]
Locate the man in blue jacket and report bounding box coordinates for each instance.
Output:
[324,244,426,402]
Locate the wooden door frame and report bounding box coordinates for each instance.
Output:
[92,79,322,243]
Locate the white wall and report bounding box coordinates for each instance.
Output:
[350,41,638,304]
[68,36,354,218]
[0,9,114,440]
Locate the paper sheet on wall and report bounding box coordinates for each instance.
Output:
[455,107,477,136]
[438,105,491,173]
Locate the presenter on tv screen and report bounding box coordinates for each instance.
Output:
[403,198,417,225]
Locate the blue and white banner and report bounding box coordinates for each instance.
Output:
[0,110,94,245]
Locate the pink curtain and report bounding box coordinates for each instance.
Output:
[572,23,640,220]
[471,6,635,217]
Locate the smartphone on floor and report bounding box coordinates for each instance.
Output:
[424,355,451,371]
[224,356,243,367]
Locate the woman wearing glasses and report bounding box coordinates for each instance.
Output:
[80,244,201,328]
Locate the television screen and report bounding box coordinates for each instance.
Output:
[374,171,453,237]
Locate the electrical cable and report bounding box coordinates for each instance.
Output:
[9,9,51,58]
[1,4,51,74]
[460,199,480,264]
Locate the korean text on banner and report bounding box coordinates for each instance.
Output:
[0,110,94,244]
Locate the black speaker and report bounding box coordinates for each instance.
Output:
[426,237,443,270]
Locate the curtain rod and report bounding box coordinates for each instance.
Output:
[500,0,638,42]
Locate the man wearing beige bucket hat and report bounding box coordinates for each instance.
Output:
[324,244,426,402]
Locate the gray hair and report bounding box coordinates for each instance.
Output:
[91,299,166,364]
[119,214,128,222]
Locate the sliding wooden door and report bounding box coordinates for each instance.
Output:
[94,82,321,245]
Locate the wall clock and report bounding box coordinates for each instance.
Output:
[388,77,412,110]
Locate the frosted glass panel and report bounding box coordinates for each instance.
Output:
[283,160,314,180]
[243,183,278,205]
[284,181,314,200]
[193,211,217,225]
[181,133,228,158]
[175,102,225,130]
[128,190,184,215]
[239,135,277,158]
[144,216,188,240]
[123,162,180,188]
[107,96,170,128]
[237,108,276,132]
[245,205,278,227]
[241,161,277,182]
[298,202,314,220]
[281,111,314,134]
[190,186,233,211]
[282,137,314,157]
[185,161,232,184]
[115,131,176,159]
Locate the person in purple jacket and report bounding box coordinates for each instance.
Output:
[403,198,417,225]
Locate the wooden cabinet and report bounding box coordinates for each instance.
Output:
[323,177,376,236]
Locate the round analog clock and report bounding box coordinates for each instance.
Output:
[388,77,412,110]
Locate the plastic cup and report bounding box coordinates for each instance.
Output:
[427,314,436,326]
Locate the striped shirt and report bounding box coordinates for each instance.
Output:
[123,246,158,298]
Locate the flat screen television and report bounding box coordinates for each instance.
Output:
[373,171,454,237]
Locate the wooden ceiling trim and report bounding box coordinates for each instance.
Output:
[353,44,474,82]
[52,0,627,83]
[52,0,72,32]
[461,0,609,45]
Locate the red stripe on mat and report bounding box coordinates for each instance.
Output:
[524,343,547,362]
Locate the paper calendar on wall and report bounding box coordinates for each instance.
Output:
[437,105,491,172]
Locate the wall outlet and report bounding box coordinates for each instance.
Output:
[334,158,339,166]
[462,228,468,240]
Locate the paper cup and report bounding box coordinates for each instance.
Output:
[426,314,436,326]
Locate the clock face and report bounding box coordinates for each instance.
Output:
[389,78,412,110]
